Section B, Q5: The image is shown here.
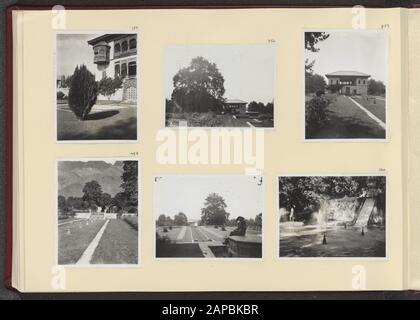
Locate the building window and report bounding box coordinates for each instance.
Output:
[129,38,137,50]
[122,41,128,52]
[115,64,120,78]
[99,48,105,55]
[115,43,121,54]
[121,63,127,78]
[128,61,136,76]
[363,80,366,84]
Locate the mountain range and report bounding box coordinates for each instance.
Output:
[58,161,124,198]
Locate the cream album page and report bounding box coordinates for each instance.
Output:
[12,7,405,292]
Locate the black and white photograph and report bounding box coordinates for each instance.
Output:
[57,159,139,265]
[304,30,387,140]
[154,175,263,259]
[56,33,138,141]
[278,175,386,258]
[165,45,275,128]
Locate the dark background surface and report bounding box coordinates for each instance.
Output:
[1,0,419,300]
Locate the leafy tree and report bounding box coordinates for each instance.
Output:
[121,161,138,209]
[305,32,330,75]
[66,196,84,210]
[98,76,122,100]
[305,73,327,94]
[367,79,386,96]
[82,180,103,207]
[157,214,167,226]
[264,102,274,115]
[112,192,128,212]
[166,216,173,226]
[255,213,262,230]
[171,57,225,113]
[174,212,188,226]
[68,65,98,120]
[305,32,330,52]
[58,196,68,214]
[279,176,386,222]
[99,193,112,212]
[248,101,260,113]
[201,193,230,226]
[326,83,343,94]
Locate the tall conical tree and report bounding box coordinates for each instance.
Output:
[68,64,98,120]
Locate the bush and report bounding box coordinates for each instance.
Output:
[305,96,331,133]
[68,65,98,120]
[57,91,66,100]
[123,215,138,230]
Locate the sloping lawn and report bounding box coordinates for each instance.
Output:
[352,96,386,123]
[90,219,138,264]
[57,104,137,140]
[58,219,106,265]
[306,95,385,139]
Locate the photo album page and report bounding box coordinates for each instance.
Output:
[9,7,416,292]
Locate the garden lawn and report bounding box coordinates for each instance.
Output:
[351,96,386,123]
[306,95,386,139]
[57,104,137,140]
[58,219,106,265]
[90,219,138,264]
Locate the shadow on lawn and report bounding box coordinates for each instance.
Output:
[86,110,119,120]
[60,116,137,140]
[306,111,386,139]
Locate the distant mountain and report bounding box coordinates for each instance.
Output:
[58,161,124,198]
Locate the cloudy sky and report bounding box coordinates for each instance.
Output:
[56,33,101,77]
[154,175,264,221]
[305,31,388,84]
[165,45,275,104]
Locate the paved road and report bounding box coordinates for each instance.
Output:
[159,225,231,243]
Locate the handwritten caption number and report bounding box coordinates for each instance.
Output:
[132,26,139,31]
[381,24,390,29]
[268,39,276,44]
[130,152,139,156]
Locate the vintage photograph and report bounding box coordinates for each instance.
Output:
[154,175,263,258]
[57,159,139,265]
[56,33,138,141]
[164,45,275,128]
[278,175,386,258]
[304,30,387,140]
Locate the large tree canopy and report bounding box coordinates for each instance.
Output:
[174,212,189,226]
[201,193,230,226]
[305,32,330,52]
[305,32,330,75]
[279,176,386,218]
[367,79,386,96]
[82,180,103,208]
[171,57,225,113]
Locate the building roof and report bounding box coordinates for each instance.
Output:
[325,71,370,78]
[225,99,247,104]
[87,34,131,46]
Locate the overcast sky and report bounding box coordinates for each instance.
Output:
[305,31,388,84]
[56,33,100,77]
[154,175,264,221]
[165,45,275,104]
